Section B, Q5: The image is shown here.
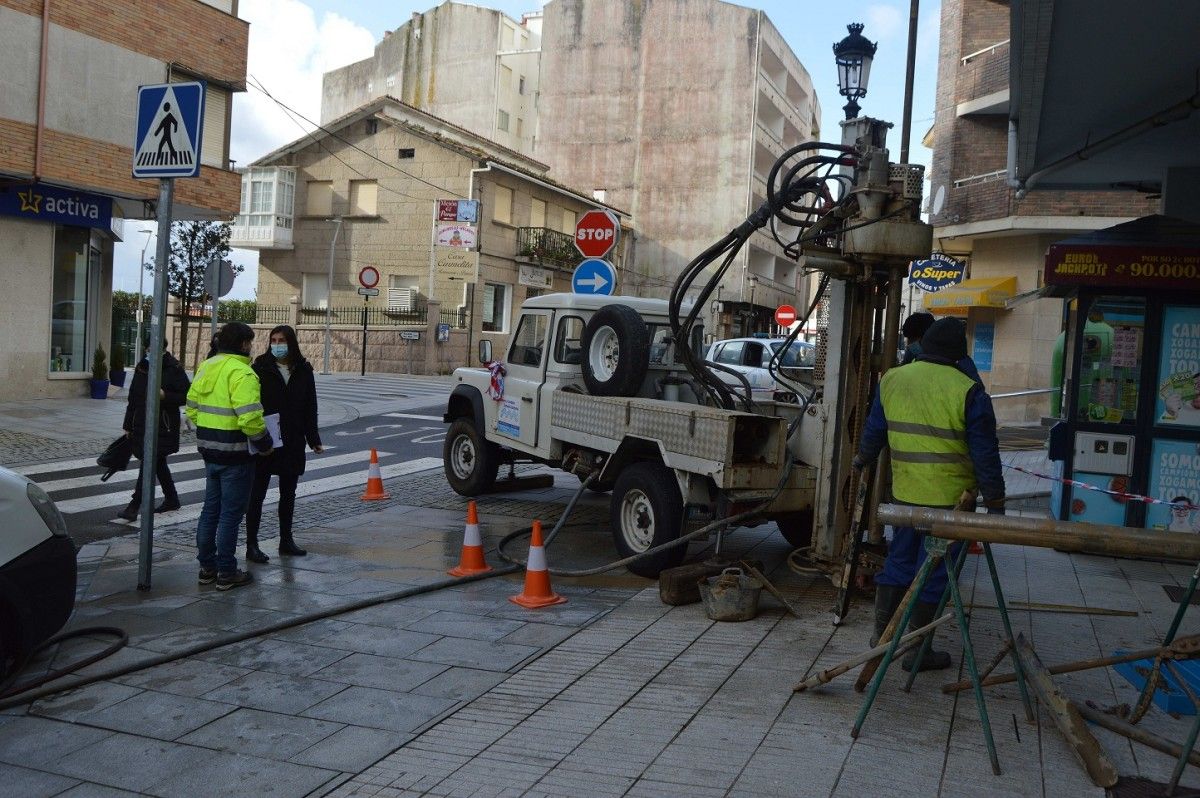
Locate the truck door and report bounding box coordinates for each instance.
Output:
[496,310,550,449]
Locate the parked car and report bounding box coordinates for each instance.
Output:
[0,466,76,673]
[705,336,816,402]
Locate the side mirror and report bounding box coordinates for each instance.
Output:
[478,340,492,364]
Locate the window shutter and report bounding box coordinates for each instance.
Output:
[388,287,415,311]
[201,87,227,168]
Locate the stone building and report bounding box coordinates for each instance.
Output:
[230,97,624,374]
[925,0,1158,421]
[318,0,821,340]
[0,0,247,400]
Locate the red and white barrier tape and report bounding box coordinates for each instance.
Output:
[1003,463,1200,512]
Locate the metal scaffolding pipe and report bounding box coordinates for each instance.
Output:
[877,504,1200,562]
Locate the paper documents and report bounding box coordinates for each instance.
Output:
[248,413,283,452]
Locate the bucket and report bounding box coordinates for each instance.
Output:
[698,567,762,622]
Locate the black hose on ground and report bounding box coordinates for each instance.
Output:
[0,627,128,699]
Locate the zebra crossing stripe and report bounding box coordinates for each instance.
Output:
[108,456,444,528]
[57,450,386,514]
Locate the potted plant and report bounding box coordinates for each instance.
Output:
[90,345,110,399]
[109,345,127,388]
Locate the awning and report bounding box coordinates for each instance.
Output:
[926,276,1017,315]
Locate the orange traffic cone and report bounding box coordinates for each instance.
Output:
[361,448,389,500]
[448,501,492,577]
[510,520,567,609]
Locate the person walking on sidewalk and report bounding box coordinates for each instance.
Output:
[118,341,190,521]
[854,317,1006,671]
[186,322,273,591]
[244,325,323,562]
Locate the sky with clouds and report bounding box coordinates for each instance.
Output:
[114,0,942,300]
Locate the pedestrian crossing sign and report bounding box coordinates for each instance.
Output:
[133,82,206,178]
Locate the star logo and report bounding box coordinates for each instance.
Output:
[18,190,42,213]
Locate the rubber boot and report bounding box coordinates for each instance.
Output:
[278,531,307,557]
[902,601,953,672]
[870,583,906,648]
[245,529,269,564]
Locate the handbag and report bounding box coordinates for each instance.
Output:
[97,435,134,482]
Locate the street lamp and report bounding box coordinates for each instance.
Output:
[135,229,154,365]
[833,23,877,120]
[322,217,343,375]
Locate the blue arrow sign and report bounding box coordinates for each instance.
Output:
[133,82,206,178]
[572,258,616,295]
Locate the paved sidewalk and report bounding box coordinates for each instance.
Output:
[2,463,1199,796]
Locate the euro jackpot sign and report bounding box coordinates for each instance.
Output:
[908,253,965,293]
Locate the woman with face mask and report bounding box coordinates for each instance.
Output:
[244,324,324,562]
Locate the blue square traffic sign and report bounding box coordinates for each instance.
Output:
[133,82,206,178]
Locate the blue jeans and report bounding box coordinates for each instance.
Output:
[196,461,254,573]
[877,526,962,605]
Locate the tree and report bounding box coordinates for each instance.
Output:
[153,221,240,366]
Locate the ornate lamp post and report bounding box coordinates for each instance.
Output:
[833,23,878,120]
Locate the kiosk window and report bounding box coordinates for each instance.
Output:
[1076,297,1145,424]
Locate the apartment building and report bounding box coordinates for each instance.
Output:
[231,97,623,373]
[322,2,540,157]
[925,0,1158,421]
[319,0,821,340]
[0,0,247,400]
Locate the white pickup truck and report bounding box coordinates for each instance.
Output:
[441,293,816,576]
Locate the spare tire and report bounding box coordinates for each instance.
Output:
[580,304,650,397]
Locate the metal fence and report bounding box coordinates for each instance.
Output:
[440,308,470,329]
[516,226,582,268]
[298,305,429,326]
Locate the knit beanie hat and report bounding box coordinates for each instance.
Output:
[920,317,968,362]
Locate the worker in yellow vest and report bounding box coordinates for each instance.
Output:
[854,317,1005,671]
[186,322,274,591]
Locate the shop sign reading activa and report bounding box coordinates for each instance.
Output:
[0,184,113,229]
[908,252,965,292]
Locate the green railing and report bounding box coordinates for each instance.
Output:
[516,226,581,268]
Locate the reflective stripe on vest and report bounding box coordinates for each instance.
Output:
[879,360,977,506]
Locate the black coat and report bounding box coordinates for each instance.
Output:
[123,351,190,456]
[251,353,321,476]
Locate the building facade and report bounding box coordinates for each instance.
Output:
[321,2,540,157]
[925,0,1158,421]
[0,0,247,400]
[319,0,821,340]
[231,98,624,374]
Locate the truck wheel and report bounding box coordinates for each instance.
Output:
[444,418,500,496]
[776,509,814,548]
[611,462,686,577]
[581,304,650,397]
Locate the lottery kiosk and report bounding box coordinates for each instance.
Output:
[1046,215,1200,533]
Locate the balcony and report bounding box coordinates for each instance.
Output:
[516,227,582,269]
[956,40,1010,115]
[230,167,296,250]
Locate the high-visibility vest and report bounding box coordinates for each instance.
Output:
[185,353,268,463]
[879,360,977,506]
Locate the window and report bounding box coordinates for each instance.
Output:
[492,185,512,224]
[519,75,526,95]
[507,313,549,367]
[648,326,674,365]
[385,74,396,88]
[516,117,524,138]
[714,341,744,365]
[201,85,229,169]
[559,208,576,234]
[743,342,765,366]
[302,273,329,309]
[502,25,515,50]
[554,316,585,364]
[398,148,415,159]
[365,119,378,135]
[388,274,421,311]
[306,180,332,216]
[481,282,510,333]
[530,198,546,228]
[500,65,513,92]
[49,226,93,373]
[349,180,378,215]
[497,109,510,133]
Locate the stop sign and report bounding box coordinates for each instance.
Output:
[574,209,620,259]
[775,305,797,327]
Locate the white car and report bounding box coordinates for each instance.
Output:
[0,466,76,670]
[705,336,816,402]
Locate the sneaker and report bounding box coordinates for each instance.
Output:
[198,568,217,585]
[155,498,182,513]
[216,569,253,591]
[117,501,138,521]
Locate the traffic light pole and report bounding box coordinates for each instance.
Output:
[138,177,173,591]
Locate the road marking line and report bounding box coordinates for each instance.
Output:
[383,413,445,421]
[59,450,383,514]
[12,446,200,477]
